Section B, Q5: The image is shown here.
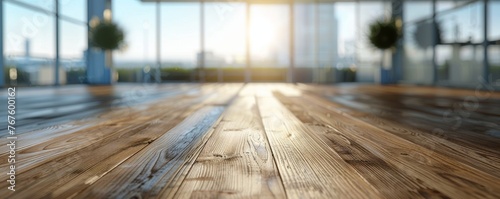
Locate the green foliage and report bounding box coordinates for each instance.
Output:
[368,18,400,50]
[90,21,125,50]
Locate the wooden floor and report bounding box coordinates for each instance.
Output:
[1,83,500,198]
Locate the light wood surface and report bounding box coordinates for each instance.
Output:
[1,83,499,198]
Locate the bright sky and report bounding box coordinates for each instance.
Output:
[3,0,500,66]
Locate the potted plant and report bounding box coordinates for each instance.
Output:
[368,18,401,84]
[89,20,125,68]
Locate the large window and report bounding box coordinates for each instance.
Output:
[403,1,434,85]
[357,2,390,83]
[60,20,86,84]
[60,0,87,85]
[161,3,200,82]
[489,1,500,85]
[2,0,87,86]
[436,1,484,86]
[60,0,86,22]
[14,0,54,11]
[112,0,157,82]
[4,1,55,86]
[204,2,246,82]
[335,3,356,65]
[316,3,338,83]
[294,2,315,70]
[250,5,290,69]
[161,3,200,68]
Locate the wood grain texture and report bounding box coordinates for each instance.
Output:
[278,86,500,199]
[275,92,438,198]
[174,96,286,198]
[257,95,382,198]
[72,106,224,199]
[0,88,208,181]
[0,94,210,199]
[297,84,500,178]
[0,84,201,136]
[2,83,499,199]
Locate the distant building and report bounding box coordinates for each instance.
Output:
[317,3,339,69]
[25,39,31,59]
[295,3,338,67]
[295,3,339,82]
[8,38,67,85]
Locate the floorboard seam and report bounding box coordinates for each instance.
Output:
[169,84,245,198]
[254,95,289,199]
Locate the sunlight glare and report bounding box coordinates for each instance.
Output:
[249,6,285,59]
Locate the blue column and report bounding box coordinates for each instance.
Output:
[0,0,4,87]
[386,0,403,84]
[86,0,112,85]
[391,0,403,84]
[55,0,60,86]
[483,0,489,84]
[432,0,437,84]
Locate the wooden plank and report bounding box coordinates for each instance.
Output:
[174,96,286,198]
[0,92,204,179]
[0,84,210,155]
[0,84,240,198]
[274,91,449,198]
[0,94,213,198]
[256,94,381,198]
[279,88,500,199]
[200,83,245,106]
[297,85,500,178]
[0,84,201,136]
[336,106,500,179]
[71,106,224,199]
[1,83,498,198]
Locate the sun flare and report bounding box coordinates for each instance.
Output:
[249,6,286,59]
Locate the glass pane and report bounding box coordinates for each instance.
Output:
[59,0,86,22]
[403,21,434,85]
[4,2,55,86]
[335,3,357,83]
[112,0,157,83]
[490,46,500,85]
[490,1,500,86]
[437,45,483,86]
[436,1,484,86]
[294,2,314,69]
[437,0,475,13]
[489,1,500,41]
[357,2,390,83]
[204,2,246,82]
[437,1,484,44]
[12,0,54,12]
[294,2,316,81]
[250,4,289,69]
[161,3,200,82]
[317,3,338,83]
[404,1,432,23]
[60,20,87,84]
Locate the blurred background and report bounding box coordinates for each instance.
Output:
[1,0,499,89]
